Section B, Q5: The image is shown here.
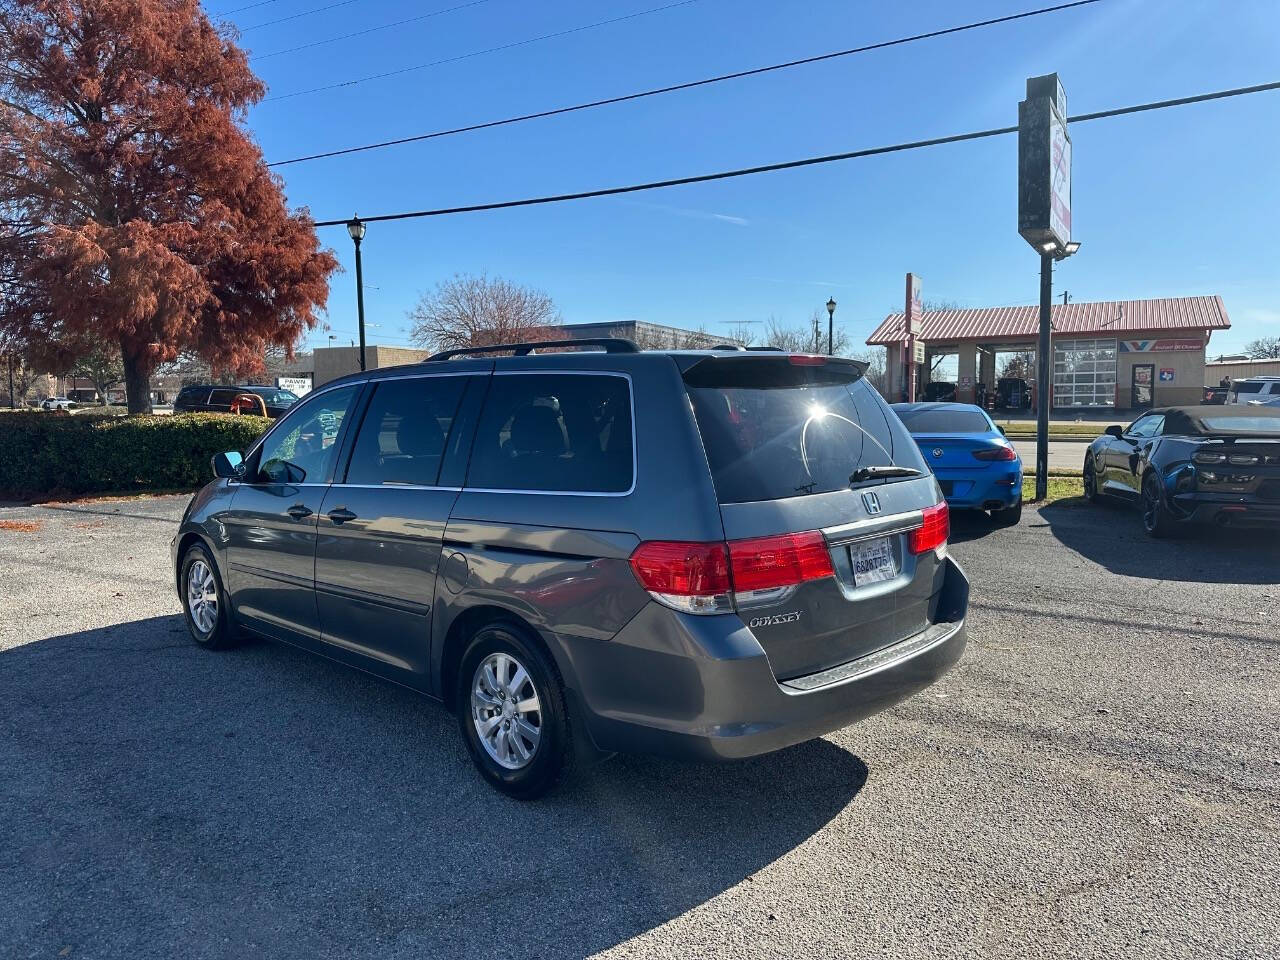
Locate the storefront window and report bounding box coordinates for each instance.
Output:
[1052,338,1117,408]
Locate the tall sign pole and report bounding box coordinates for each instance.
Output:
[904,273,922,402]
[1019,74,1074,502]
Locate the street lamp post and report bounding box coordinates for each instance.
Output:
[826,298,837,355]
[346,217,368,371]
[1033,239,1081,500]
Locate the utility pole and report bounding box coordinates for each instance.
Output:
[1061,290,1070,306]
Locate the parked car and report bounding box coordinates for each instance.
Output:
[995,377,1031,410]
[1202,385,1229,405]
[172,384,300,418]
[1082,405,1280,536]
[892,402,1023,526]
[1226,377,1280,404]
[172,339,969,798]
[40,396,76,411]
[923,381,957,402]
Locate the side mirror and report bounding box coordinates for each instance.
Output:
[211,450,244,479]
[1105,425,1125,439]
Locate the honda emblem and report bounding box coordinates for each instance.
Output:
[861,491,882,515]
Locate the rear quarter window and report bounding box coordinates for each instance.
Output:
[465,373,634,494]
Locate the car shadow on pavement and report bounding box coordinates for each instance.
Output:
[1,615,868,960]
[947,510,1003,544]
[1039,500,1280,584]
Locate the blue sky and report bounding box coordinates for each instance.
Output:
[215,0,1280,356]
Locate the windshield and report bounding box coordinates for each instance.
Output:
[687,379,925,504]
[894,407,994,434]
[257,389,300,405]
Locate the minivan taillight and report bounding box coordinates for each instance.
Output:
[728,531,834,592]
[630,530,834,614]
[629,541,732,614]
[907,502,949,555]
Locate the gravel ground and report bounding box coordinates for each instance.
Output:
[0,494,1277,960]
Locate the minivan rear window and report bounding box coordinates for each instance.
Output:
[687,368,924,504]
[894,407,993,434]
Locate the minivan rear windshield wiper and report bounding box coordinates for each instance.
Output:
[849,465,923,485]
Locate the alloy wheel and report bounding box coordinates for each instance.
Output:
[471,652,542,770]
[1142,479,1160,532]
[186,559,218,635]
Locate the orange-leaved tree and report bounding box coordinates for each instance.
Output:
[0,0,337,413]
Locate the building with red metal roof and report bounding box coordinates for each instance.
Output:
[868,295,1230,412]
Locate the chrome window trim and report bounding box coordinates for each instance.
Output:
[333,483,463,492]
[461,370,638,498]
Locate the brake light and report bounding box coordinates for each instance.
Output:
[630,530,835,613]
[728,530,834,592]
[972,444,1018,461]
[788,354,827,366]
[908,502,949,555]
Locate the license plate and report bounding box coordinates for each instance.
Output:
[850,536,898,587]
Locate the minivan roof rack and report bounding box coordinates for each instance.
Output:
[427,337,640,361]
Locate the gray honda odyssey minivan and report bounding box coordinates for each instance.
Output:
[173,339,968,798]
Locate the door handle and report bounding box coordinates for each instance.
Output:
[327,507,357,524]
[287,504,313,520]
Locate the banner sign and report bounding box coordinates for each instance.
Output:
[1119,339,1202,353]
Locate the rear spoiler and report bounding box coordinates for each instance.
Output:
[678,352,868,388]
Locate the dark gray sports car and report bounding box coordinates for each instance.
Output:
[1082,405,1280,537]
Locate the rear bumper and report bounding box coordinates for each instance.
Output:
[558,556,969,761]
[940,466,1022,511]
[1176,495,1280,527]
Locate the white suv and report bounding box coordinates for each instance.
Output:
[1227,377,1280,404]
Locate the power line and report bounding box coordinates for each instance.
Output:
[264,0,702,102]
[311,80,1280,228]
[251,0,495,62]
[266,0,1101,165]
[210,0,283,16]
[242,0,359,32]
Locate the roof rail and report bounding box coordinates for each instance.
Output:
[427,337,640,361]
[707,343,746,351]
[746,345,784,352]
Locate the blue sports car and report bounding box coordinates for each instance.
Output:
[892,402,1024,526]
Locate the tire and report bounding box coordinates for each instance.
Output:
[179,542,238,649]
[1141,473,1176,539]
[1082,456,1102,504]
[456,622,572,800]
[992,498,1023,527]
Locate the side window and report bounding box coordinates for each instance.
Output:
[344,376,468,486]
[466,373,633,493]
[1127,415,1163,439]
[255,385,359,485]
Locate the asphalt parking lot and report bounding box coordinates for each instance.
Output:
[1,495,1277,959]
